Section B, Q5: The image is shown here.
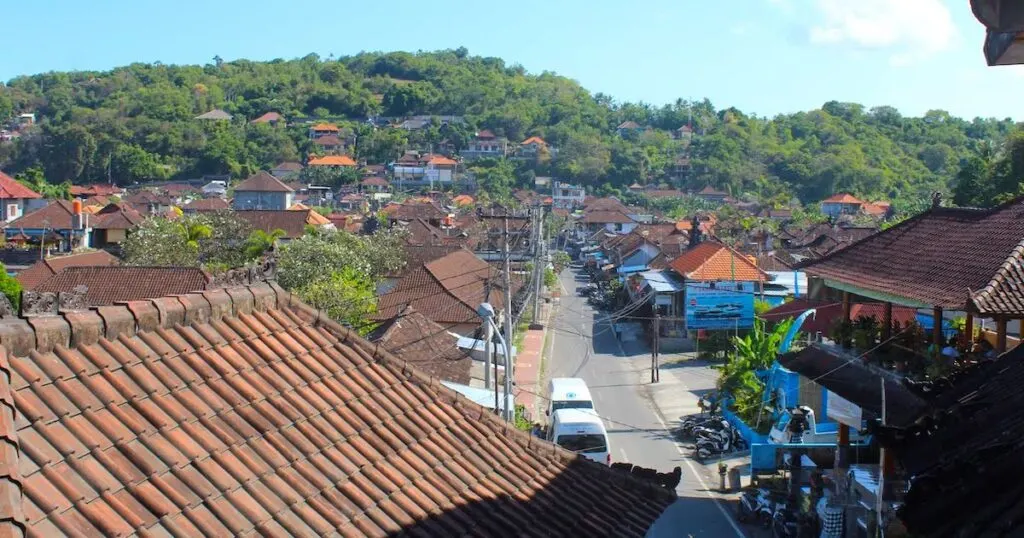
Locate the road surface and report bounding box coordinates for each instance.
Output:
[547,268,747,537]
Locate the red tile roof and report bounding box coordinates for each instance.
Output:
[272,161,304,171]
[90,204,145,230]
[15,250,120,290]
[69,184,123,197]
[182,197,230,211]
[822,193,864,204]
[308,155,356,166]
[35,266,210,305]
[3,200,76,230]
[617,121,641,129]
[310,122,339,131]
[521,136,547,146]
[761,298,918,336]
[360,176,390,187]
[250,111,283,123]
[0,171,41,200]
[580,210,634,224]
[371,305,473,384]
[235,171,294,193]
[234,209,317,239]
[375,249,511,325]
[425,155,457,166]
[801,199,1024,312]
[669,241,767,282]
[383,200,447,222]
[0,283,674,536]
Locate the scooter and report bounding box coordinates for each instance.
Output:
[737,489,776,529]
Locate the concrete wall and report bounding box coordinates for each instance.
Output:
[233,191,293,210]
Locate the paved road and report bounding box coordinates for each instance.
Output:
[547,268,747,537]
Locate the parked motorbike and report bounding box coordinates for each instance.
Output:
[737,489,776,529]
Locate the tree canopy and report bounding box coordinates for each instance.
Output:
[0,50,1020,205]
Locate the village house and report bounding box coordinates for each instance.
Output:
[461,129,508,160]
[516,136,555,161]
[307,154,357,168]
[235,208,333,240]
[392,153,458,186]
[552,181,586,209]
[695,185,730,203]
[249,111,283,126]
[308,121,340,139]
[2,200,89,253]
[232,171,294,210]
[15,249,120,290]
[270,161,304,179]
[0,171,43,222]
[616,120,644,137]
[89,203,145,250]
[819,192,865,218]
[194,108,232,121]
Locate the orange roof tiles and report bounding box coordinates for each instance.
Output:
[308,155,356,166]
[669,241,768,282]
[426,155,457,166]
[521,136,547,146]
[451,194,474,206]
[0,282,675,536]
[310,122,339,132]
[822,193,864,204]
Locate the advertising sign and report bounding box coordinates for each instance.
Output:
[685,283,755,330]
[826,390,863,428]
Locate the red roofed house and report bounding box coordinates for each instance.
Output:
[308,121,339,139]
[312,134,345,153]
[307,154,357,167]
[518,136,553,161]
[232,171,294,210]
[0,171,43,222]
[249,111,283,126]
[0,280,675,536]
[695,185,730,203]
[392,153,458,186]
[669,240,768,284]
[69,183,125,199]
[820,193,865,218]
[462,129,508,160]
[15,250,120,290]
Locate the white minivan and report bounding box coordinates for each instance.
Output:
[548,408,611,465]
[546,377,594,417]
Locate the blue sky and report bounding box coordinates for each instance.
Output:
[3,0,1022,119]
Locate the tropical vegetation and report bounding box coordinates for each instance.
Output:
[0,50,1020,207]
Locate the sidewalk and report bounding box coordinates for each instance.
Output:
[513,301,552,420]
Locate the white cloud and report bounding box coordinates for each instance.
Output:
[772,0,959,65]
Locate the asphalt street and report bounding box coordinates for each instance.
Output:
[547,268,747,537]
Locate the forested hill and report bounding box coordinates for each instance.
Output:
[0,49,1019,206]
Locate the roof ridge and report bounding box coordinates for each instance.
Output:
[969,238,1024,315]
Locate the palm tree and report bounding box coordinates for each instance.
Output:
[177,221,212,250]
[244,228,286,260]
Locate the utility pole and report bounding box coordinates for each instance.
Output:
[482,297,492,393]
[502,214,515,422]
[532,204,544,324]
[876,377,888,536]
[651,312,660,383]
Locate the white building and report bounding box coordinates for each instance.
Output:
[552,182,586,209]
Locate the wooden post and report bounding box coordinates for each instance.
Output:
[997,317,1008,353]
[882,302,893,341]
[965,313,974,350]
[933,306,943,360]
[841,291,852,349]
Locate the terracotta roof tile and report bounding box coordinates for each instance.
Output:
[313,135,343,147]
[182,197,230,212]
[250,112,283,124]
[0,171,41,200]
[821,193,864,204]
[370,306,472,384]
[311,123,339,132]
[669,241,767,282]
[90,206,144,230]
[308,155,356,167]
[579,210,634,224]
[235,171,293,193]
[0,284,675,536]
[360,176,389,187]
[34,266,209,305]
[521,136,547,146]
[234,210,316,239]
[4,200,76,230]
[801,199,1024,312]
[16,250,120,290]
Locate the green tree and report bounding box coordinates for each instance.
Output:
[244,228,286,260]
[123,217,198,266]
[294,267,378,333]
[41,124,97,183]
[0,265,22,312]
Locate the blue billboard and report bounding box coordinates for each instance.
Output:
[685,283,755,330]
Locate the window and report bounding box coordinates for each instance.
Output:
[6,204,17,219]
[551,400,593,412]
[555,434,607,454]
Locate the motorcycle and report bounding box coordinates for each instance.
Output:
[737,489,777,529]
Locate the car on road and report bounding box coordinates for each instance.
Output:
[548,408,611,465]
[547,377,595,417]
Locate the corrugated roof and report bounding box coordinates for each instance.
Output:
[0,283,675,536]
